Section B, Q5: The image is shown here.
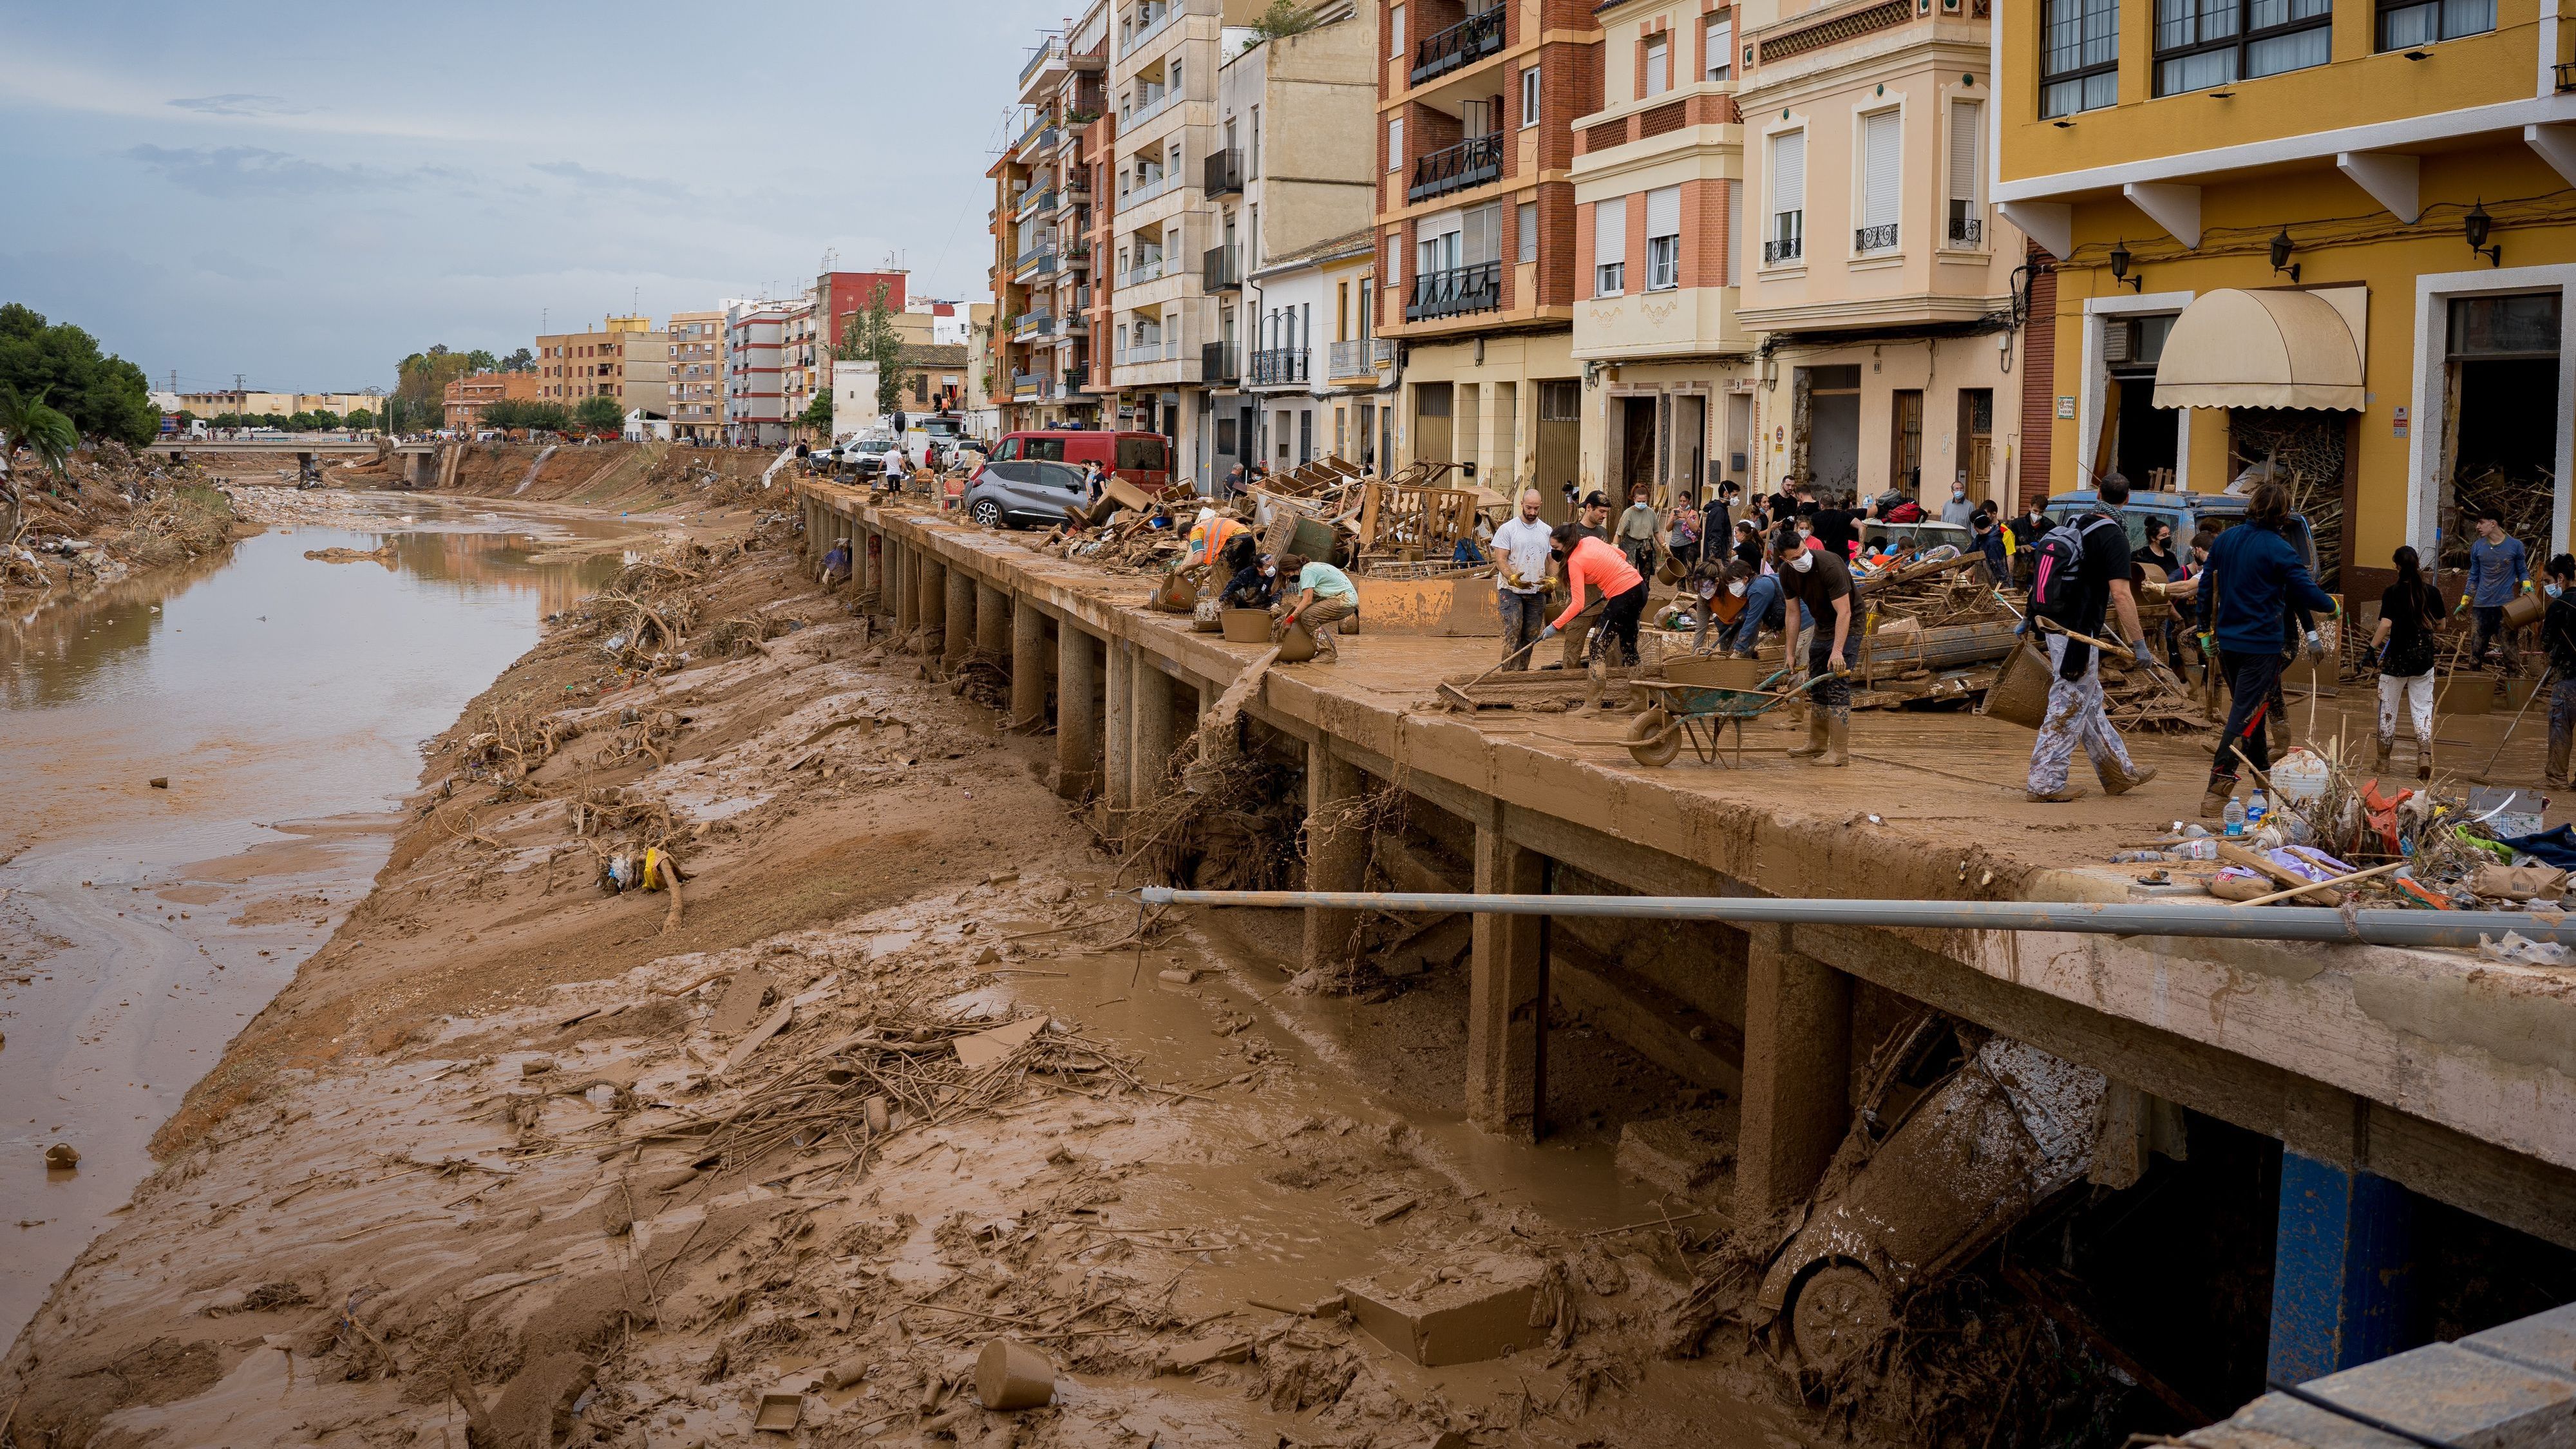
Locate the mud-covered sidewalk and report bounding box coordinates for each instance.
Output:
[1,518,1842,1449]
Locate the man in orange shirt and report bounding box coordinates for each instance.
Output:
[1540,522,1649,667]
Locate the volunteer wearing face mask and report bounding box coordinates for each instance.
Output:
[2370,544,2443,781]
[1776,532,1856,766]
[1539,522,1649,667]
[1940,482,1977,527]
[1491,488,1557,672]
[1719,558,1783,658]
[1220,542,1277,610]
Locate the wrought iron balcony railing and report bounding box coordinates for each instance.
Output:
[1408,133,1504,205]
[1405,260,1502,323]
[1412,5,1506,85]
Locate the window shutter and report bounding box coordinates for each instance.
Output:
[1388,116,1403,173]
[1948,100,1982,203]
[1772,131,1805,214]
[1862,110,1902,228]
[1706,15,1733,77]
[1517,200,1539,262]
[1645,37,1669,94]
[1595,195,1628,260]
[1647,185,1681,240]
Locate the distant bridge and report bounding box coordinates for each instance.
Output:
[151,437,448,488]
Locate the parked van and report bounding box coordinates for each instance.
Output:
[989,430,1174,494]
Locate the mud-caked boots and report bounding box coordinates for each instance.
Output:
[2268,712,2293,759]
[2549,728,2571,790]
[1788,705,1830,759]
[2100,757,2159,795]
[2199,772,2237,819]
[2375,730,2394,774]
[1810,704,1851,768]
[2420,736,2436,782]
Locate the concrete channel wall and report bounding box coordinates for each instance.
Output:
[796,482,2576,1369]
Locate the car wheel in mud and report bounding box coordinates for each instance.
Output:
[1625,707,1681,767]
[1789,1262,1894,1370]
[972,499,1004,528]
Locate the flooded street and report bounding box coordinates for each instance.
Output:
[0,495,633,1341]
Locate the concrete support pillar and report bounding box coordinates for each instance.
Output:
[1056,626,1101,799]
[1132,656,1175,813]
[1011,604,1048,730]
[858,527,877,601]
[1300,739,1367,974]
[1467,800,1547,1138]
[919,556,947,650]
[893,542,917,633]
[976,581,1009,658]
[2268,1155,2415,1383]
[1735,924,1852,1219]
[1104,639,1135,831]
[944,567,973,665]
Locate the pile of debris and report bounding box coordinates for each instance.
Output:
[3,441,239,601]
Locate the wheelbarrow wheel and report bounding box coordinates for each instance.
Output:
[1625,706,1682,767]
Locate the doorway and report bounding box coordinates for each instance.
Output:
[1957,388,1995,500]
[1537,379,1581,516]
[2101,313,2180,490]
[1673,393,1707,504]
[2440,290,2562,567]
[1619,395,1658,503]
[1890,388,1924,497]
[1415,382,1454,463]
[1725,392,1753,486]
[1801,365,1862,498]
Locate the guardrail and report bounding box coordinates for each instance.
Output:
[1409,133,1504,205]
[1406,261,1502,323]
[1202,246,1240,290]
[1249,348,1309,386]
[1200,341,1239,384]
[1412,5,1506,85]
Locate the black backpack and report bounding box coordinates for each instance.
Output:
[2029,513,2119,620]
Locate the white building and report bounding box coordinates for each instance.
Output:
[833,359,884,441]
[724,301,791,447]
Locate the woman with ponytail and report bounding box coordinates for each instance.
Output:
[2369,545,2444,779]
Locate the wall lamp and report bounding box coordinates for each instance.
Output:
[2465,202,2503,267]
[2108,240,2144,292]
[2269,227,2300,283]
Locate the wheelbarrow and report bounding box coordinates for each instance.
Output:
[1623,668,1834,768]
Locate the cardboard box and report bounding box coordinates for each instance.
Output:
[1341,1256,1548,1367]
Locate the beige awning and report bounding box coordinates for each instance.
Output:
[2152,287,2365,411]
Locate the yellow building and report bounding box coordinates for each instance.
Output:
[536,315,669,418]
[1997,0,2576,589]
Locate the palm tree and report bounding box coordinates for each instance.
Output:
[0,383,79,542]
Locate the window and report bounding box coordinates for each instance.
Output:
[2448,292,2562,357]
[1390,3,1405,51]
[1385,234,1401,289]
[1644,34,1671,95]
[1768,130,1805,263]
[2156,0,2331,95]
[1540,379,1581,422]
[1517,200,1539,263]
[2041,0,2119,117]
[1521,64,1540,126]
[2379,0,2492,47]
[1705,12,1734,80]
[1947,100,1984,245]
[1388,115,1404,172]
[1646,185,1681,290]
[1857,109,1901,252]
[1595,195,1628,296]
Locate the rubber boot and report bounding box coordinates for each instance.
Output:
[2268,713,2292,759]
[1787,708,1829,759]
[1809,707,1850,768]
[2199,773,2236,819]
[2027,782,2087,802]
[2374,731,2393,773]
[2101,761,2159,797]
[2419,736,2434,782]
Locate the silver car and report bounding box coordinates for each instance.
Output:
[963,459,1092,529]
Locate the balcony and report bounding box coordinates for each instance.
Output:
[1131,1,1179,52]
[1015,187,1056,219]
[1765,233,1804,265]
[1408,132,1504,205]
[1012,370,1044,398]
[1064,366,1090,393]
[1125,169,1175,207]
[1853,223,1899,254]
[1405,260,1502,323]
[1065,242,1092,269]
[1250,348,1310,386]
[1124,255,1170,287]
[1202,246,1241,291]
[1117,337,1179,366]
[1018,37,1061,87]
[1203,149,1242,196]
[1014,312,1056,341]
[1947,214,1983,247]
[1201,342,1240,384]
[1127,84,1179,131]
[1014,248,1059,281]
[1014,121,1058,160]
[1411,5,1507,86]
[1328,338,1389,377]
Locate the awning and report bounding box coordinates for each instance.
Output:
[2152,288,2365,412]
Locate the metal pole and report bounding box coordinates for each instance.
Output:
[1134,887,2572,951]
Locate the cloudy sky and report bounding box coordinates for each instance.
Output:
[0,2,1064,394]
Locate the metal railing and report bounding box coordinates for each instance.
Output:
[1014,313,1056,339]
[1203,149,1242,195]
[1014,249,1059,279]
[1405,260,1502,322]
[1116,338,1179,365]
[1408,132,1504,204]
[1019,37,1061,86]
[1064,366,1090,392]
[1374,337,1398,365]
[1412,4,1508,84]
[1947,214,1983,246]
[1124,169,1175,207]
[1016,187,1056,218]
[1131,0,1180,51]
[1200,341,1240,383]
[1854,222,1899,252]
[1328,339,1380,377]
[1249,348,1309,386]
[1012,370,1043,396]
[1127,85,1179,129]
[1202,246,1240,290]
[1014,122,1057,158]
[1124,256,1169,287]
[1765,231,1804,264]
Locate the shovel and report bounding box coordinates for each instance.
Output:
[1436,636,1546,709]
[2033,617,2197,705]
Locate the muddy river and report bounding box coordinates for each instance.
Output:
[0,495,634,1341]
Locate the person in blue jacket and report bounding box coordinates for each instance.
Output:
[2195,480,2340,819]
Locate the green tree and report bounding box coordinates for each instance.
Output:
[1249,0,1320,41]
[835,283,905,417]
[0,304,158,446]
[573,395,625,433]
[392,345,475,430]
[464,348,500,373]
[798,394,834,433]
[479,399,570,432]
[1,383,79,539]
[499,347,535,373]
[343,407,374,431]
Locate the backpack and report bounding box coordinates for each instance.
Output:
[2029,513,2119,620]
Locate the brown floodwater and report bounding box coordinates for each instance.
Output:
[0,495,635,1342]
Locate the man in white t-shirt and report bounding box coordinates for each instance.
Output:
[1490,488,1556,672]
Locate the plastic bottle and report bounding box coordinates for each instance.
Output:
[2223,796,2247,837]
[2246,790,2268,830]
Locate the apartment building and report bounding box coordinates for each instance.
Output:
[1729,0,2026,509]
[178,390,384,418]
[1569,0,1756,507]
[1205,3,1384,479]
[1998,0,2576,585]
[536,316,670,419]
[1378,0,1604,510]
[724,302,791,447]
[781,298,822,435]
[441,370,545,430]
[998,8,1111,431]
[667,310,725,441]
[1242,231,1388,471]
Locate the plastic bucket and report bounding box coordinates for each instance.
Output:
[2503,591,2546,630]
[1982,639,2053,730]
[1220,608,1274,644]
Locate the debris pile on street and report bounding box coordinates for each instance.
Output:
[3,441,242,601]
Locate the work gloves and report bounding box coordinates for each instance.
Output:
[1539,623,1559,640]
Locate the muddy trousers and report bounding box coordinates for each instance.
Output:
[2550,678,2576,784]
[1806,631,1852,719]
[2028,634,2136,794]
[1496,589,1547,671]
[2378,671,2434,761]
[1595,582,1649,667]
[2213,648,2287,786]
[1294,595,1354,659]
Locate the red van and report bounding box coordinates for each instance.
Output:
[989,430,1175,495]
